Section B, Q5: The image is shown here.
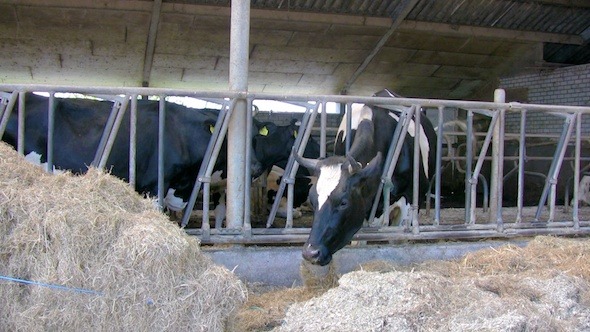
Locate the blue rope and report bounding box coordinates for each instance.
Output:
[0,275,102,296]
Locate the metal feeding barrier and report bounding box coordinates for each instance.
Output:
[2,84,590,246]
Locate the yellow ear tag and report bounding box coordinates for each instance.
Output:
[259,126,268,136]
[293,130,298,137]
[209,124,215,133]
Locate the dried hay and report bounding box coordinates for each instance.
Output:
[229,284,319,331]
[299,259,340,290]
[273,236,590,331]
[0,142,246,331]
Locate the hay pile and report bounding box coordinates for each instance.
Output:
[276,236,590,331]
[0,142,246,331]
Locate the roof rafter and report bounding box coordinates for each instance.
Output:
[340,0,421,94]
[141,0,163,88]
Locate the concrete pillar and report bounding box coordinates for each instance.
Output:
[226,0,250,228]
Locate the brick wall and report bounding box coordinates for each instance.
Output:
[499,63,590,135]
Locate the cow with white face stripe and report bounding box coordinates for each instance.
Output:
[295,89,437,266]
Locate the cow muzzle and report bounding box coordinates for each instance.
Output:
[302,243,331,266]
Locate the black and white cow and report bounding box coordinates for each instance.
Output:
[252,118,320,218]
[295,89,437,266]
[1,93,264,211]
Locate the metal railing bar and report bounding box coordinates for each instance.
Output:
[0,91,18,139]
[469,112,499,224]
[46,93,55,173]
[157,97,166,210]
[180,99,235,229]
[535,113,576,221]
[17,92,25,155]
[411,105,422,234]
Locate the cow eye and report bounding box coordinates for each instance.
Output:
[338,198,349,209]
[258,126,269,136]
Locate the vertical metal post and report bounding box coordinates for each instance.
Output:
[345,102,352,154]
[17,92,25,155]
[490,89,505,227]
[157,96,166,210]
[573,111,581,229]
[320,101,327,158]
[516,110,526,222]
[411,106,421,234]
[129,95,138,188]
[496,99,506,230]
[227,0,250,229]
[464,110,473,224]
[434,106,443,225]
[243,98,254,236]
[46,93,56,173]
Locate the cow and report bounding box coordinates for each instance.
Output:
[294,89,437,266]
[1,93,264,214]
[252,118,320,219]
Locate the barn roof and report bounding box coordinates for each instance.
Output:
[0,0,588,100]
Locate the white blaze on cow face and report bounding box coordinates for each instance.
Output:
[316,163,343,209]
[336,104,373,141]
[387,112,431,177]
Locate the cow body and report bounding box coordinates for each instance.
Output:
[1,93,264,209]
[296,89,437,265]
[252,119,320,219]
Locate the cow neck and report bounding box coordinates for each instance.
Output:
[347,119,375,166]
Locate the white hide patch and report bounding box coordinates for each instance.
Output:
[24,151,66,174]
[371,196,410,227]
[388,112,430,178]
[337,104,373,141]
[574,175,590,206]
[316,164,343,209]
[266,166,303,219]
[164,188,187,212]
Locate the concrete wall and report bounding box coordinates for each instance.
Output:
[499,64,590,135]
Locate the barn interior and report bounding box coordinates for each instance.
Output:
[2,3,590,330]
[1,0,590,270]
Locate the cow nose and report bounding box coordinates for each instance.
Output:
[302,245,321,262]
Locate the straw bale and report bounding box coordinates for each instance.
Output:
[0,142,246,331]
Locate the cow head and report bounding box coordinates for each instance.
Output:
[252,118,300,172]
[295,152,383,266]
